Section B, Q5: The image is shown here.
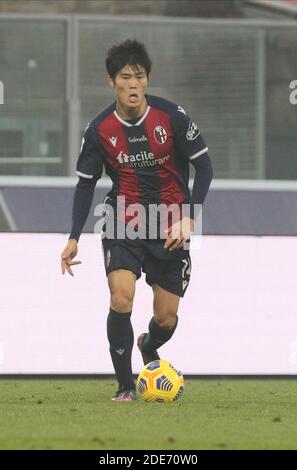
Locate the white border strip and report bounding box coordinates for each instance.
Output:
[136,106,151,125]
[0,158,61,164]
[76,171,93,179]
[74,14,297,27]
[1,176,297,191]
[209,179,297,191]
[1,13,297,27]
[0,190,17,231]
[113,106,151,127]
[0,176,79,188]
[113,110,133,127]
[189,147,208,161]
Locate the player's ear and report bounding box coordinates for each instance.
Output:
[107,76,115,88]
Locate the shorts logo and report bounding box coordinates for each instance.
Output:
[154,126,167,144]
[186,121,200,141]
[105,249,111,268]
[181,257,191,291]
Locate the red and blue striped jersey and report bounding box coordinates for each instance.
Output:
[76,95,208,221]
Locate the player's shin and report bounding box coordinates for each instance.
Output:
[142,316,178,353]
[106,309,135,390]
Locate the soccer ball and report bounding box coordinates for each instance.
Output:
[136,359,184,403]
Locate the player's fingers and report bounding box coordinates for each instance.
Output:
[164,236,170,249]
[169,238,184,251]
[61,250,71,259]
[65,264,74,277]
[69,260,82,266]
[168,242,178,251]
[164,236,174,249]
[163,231,171,242]
[164,225,173,239]
[171,226,182,239]
[165,238,178,250]
[61,259,67,275]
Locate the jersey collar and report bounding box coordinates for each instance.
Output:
[113,105,151,127]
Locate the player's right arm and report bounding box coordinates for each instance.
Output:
[61,123,104,276]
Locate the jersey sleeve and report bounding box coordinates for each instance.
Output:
[76,123,104,180]
[173,106,208,162]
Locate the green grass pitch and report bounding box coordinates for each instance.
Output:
[0,379,297,450]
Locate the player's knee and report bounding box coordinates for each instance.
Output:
[110,291,134,313]
[154,311,177,330]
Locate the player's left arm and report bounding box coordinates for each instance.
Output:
[164,108,213,250]
[164,153,213,250]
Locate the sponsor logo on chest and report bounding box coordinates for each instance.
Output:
[106,123,171,167]
[117,150,154,164]
[107,124,169,151]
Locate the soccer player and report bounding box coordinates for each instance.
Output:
[61,39,213,401]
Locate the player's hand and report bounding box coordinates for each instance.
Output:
[61,239,82,277]
[164,217,195,251]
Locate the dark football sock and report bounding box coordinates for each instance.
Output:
[142,316,178,353]
[107,308,135,390]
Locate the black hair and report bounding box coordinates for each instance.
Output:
[105,39,152,79]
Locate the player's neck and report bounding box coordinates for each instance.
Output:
[115,98,147,121]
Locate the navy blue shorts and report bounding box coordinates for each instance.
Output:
[101,236,191,298]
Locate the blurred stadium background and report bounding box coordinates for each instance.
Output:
[0,0,297,375]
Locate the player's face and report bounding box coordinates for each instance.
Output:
[109,64,148,114]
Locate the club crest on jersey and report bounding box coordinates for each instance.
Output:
[186,121,200,141]
[154,126,167,144]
